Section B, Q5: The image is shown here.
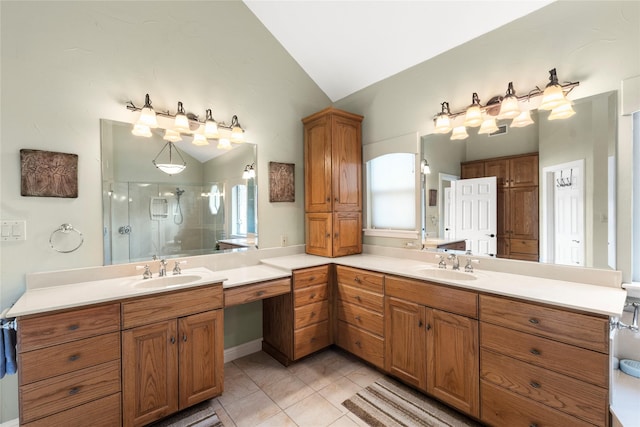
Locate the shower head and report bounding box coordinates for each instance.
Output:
[175,188,185,197]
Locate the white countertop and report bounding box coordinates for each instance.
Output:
[262,253,627,317]
[611,369,640,427]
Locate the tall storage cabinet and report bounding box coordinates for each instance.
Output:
[303,107,364,257]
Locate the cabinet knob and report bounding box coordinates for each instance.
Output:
[355,295,362,302]
[310,293,317,299]
[69,387,80,396]
[68,324,79,331]
[326,197,331,202]
[354,276,361,283]
[530,381,541,389]
[529,424,538,427]
[326,233,331,238]
[355,315,362,321]
[256,290,265,297]
[183,333,187,342]
[355,340,362,348]
[68,354,80,362]
[310,312,316,318]
[426,324,432,331]
[529,318,539,325]
[418,320,423,328]
[335,197,339,202]
[170,336,176,344]
[529,348,541,356]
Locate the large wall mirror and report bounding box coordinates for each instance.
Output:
[421,91,616,269]
[101,119,257,265]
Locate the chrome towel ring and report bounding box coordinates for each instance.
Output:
[49,223,84,253]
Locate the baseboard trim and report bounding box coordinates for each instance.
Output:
[224,338,263,363]
[0,418,19,427]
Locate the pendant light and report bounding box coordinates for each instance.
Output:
[451,126,469,140]
[548,102,576,120]
[510,110,535,128]
[173,102,190,133]
[434,102,452,134]
[204,109,219,138]
[539,68,569,110]
[497,82,520,119]
[152,141,186,175]
[137,94,158,128]
[478,117,499,134]
[463,93,483,127]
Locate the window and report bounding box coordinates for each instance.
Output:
[367,152,416,231]
[231,184,247,236]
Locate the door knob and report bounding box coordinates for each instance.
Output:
[486,234,495,238]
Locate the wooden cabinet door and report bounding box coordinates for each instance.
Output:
[333,211,362,257]
[304,115,332,212]
[460,162,484,179]
[123,320,178,427]
[331,115,362,212]
[509,154,538,187]
[384,297,426,389]
[426,308,479,418]
[305,212,332,257]
[509,186,539,240]
[484,159,509,188]
[178,310,223,409]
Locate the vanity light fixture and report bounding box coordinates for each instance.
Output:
[152,141,186,175]
[432,69,578,139]
[126,94,246,144]
[420,159,431,174]
[242,162,256,179]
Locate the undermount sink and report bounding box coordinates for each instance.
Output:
[413,267,477,281]
[132,274,204,289]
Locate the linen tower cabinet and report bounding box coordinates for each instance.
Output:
[302,107,364,257]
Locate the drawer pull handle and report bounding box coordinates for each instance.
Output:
[530,381,541,389]
[528,318,539,324]
[256,290,266,297]
[355,276,361,283]
[355,340,362,348]
[419,320,423,328]
[355,315,362,321]
[68,324,79,331]
[68,354,80,362]
[183,333,187,342]
[529,424,538,427]
[310,312,316,318]
[310,293,317,299]
[426,324,432,331]
[69,387,80,395]
[355,295,362,302]
[530,348,541,356]
[170,336,176,344]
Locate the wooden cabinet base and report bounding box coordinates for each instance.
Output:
[21,393,122,427]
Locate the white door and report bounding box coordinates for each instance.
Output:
[443,187,454,240]
[452,177,497,256]
[554,166,584,266]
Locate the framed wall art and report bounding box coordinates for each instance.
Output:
[20,149,78,198]
[269,161,295,202]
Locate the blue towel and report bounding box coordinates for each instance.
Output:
[0,322,4,379]
[1,322,17,377]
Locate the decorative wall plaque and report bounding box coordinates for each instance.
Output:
[269,161,295,202]
[20,149,78,198]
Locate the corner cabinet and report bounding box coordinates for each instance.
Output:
[303,107,364,257]
[462,153,539,261]
[121,285,224,427]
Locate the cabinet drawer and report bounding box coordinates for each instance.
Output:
[294,283,328,307]
[337,300,384,336]
[336,321,384,369]
[20,359,121,424]
[19,332,120,385]
[18,303,120,352]
[481,349,607,426]
[509,239,538,254]
[481,381,593,427]
[122,284,223,328]
[336,266,384,294]
[480,323,608,387]
[294,320,331,360]
[294,300,329,329]
[293,265,329,289]
[479,295,608,353]
[386,276,478,319]
[224,278,291,307]
[22,392,121,427]
[337,283,383,313]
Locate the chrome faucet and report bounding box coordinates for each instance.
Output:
[435,254,447,269]
[137,264,152,279]
[464,257,479,273]
[173,260,186,275]
[158,259,167,277]
[447,253,460,270]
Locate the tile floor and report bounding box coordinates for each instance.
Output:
[209,348,385,427]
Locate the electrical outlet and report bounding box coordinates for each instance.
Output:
[280,234,288,247]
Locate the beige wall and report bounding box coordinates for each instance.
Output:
[0,1,330,420]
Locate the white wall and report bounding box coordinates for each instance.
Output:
[0,1,330,420]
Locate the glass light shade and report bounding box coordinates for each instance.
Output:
[154,163,186,175]
[478,118,499,135]
[248,166,256,179]
[192,133,209,146]
[548,102,576,120]
[217,138,232,150]
[463,105,482,127]
[131,123,152,137]
[510,110,535,128]
[450,126,469,140]
[163,129,182,142]
[174,112,190,133]
[231,125,244,142]
[138,106,158,128]
[242,167,250,180]
[434,114,452,134]
[498,95,520,119]
[420,159,431,174]
[204,119,219,138]
[539,84,567,110]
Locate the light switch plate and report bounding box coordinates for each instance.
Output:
[1,220,26,241]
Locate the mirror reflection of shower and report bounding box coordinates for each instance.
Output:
[174,187,185,225]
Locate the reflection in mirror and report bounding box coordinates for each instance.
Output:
[421,91,616,268]
[101,119,257,265]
